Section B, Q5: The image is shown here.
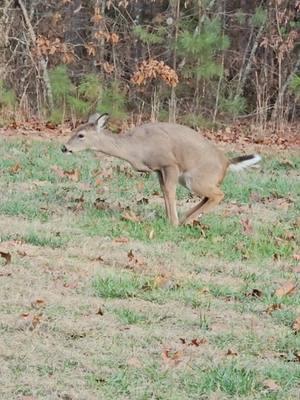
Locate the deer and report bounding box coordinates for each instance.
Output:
[62,113,261,226]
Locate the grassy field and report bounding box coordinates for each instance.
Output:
[0,136,299,399]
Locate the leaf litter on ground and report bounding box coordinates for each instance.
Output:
[51,165,80,181]
[275,282,297,297]
[0,251,12,265]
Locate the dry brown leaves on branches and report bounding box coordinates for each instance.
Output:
[107,0,130,8]
[94,31,119,45]
[91,6,103,24]
[260,30,299,60]
[131,59,179,88]
[34,36,75,63]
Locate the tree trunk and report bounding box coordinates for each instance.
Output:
[271,55,300,122]
[17,0,54,111]
[0,0,12,79]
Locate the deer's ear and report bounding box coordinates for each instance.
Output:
[96,113,109,133]
[88,113,101,124]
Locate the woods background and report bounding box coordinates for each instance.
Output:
[0,0,299,133]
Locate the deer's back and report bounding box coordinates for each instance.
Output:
[128,122,228,172]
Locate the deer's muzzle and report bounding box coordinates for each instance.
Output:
[61,145,72,153]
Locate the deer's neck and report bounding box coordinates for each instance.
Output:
[94,131,134,163]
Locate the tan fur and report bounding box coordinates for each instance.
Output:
[64,114,255,226]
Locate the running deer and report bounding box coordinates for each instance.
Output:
[62,113,261,226]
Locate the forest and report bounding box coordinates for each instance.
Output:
[0,0,299,134]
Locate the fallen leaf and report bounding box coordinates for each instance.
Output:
[281,231,295,241]
[190,338,207,346]
[226,349,238,356]
[96,306,104,316]
[273,253,280,261]
[235,241,248,258]
[275,282,297,297]
[263,379,281,391]
[114,237,129,244]
[279,159,294,168]
[9,163,21,174]
[31,314,42,329]
[122,211,141,223]
[127,249,135,261]
[69,194,85,212]
[0,251,12,265]
[148,229,155,240]
[179,338,207,346]
[31,299,46,309]
[64,169,80,182]
[162,349,183,367]
[265,304,282,314]
[63,281,78,289]
[17,312,42,331]
[240,218,253,235]
[152,190,160,196]
[116,164,134,177]
[94,197,110,211]
[293,254,300,261]
[137,197,149,205]
[69,331,86,339]
[270,197,292,210]
[292,317,300,333]
[246,288,263,298]
[51,165,80,181]
[126,249,145,270]
[199,287,210,295]
[90,255,104,262]
[153,275,178,290]
[21,312,30,318]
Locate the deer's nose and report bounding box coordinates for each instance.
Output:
[61,145,67,153]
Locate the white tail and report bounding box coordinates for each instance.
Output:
[228,154,262,172]
[63,114,262,226]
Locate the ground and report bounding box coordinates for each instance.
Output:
[0,132,299,400]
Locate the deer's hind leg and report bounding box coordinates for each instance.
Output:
[179,171,224,225]
[157,171,170,220]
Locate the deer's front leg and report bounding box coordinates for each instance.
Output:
[161,166,179,226]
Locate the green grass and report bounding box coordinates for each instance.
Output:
[0,140,299,263]
[0,230,67,248]
[0,136,300,399]
[113,308,147,325]
[89,362,260,398]
[79,210,298,262]
[92,272,147,299]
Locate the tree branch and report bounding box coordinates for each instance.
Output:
[235,23,265,100]
[271,54,300,121]
[17,0,54,111]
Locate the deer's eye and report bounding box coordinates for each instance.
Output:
[78,133,85,139]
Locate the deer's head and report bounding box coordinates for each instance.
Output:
[62,113,109,154]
